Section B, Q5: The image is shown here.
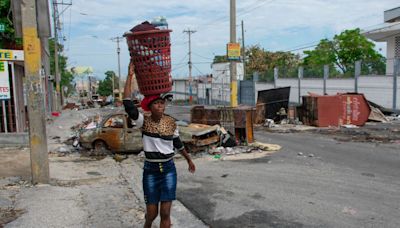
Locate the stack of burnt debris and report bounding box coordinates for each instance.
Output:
[185,107,281,155]
[256,87,399,129]
[178,123,236,154]
[190,105,255,145]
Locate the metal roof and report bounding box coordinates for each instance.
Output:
[361,21,400,41]
[384,6,400,23]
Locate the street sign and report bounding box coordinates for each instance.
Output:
[227,43,241,61]
[0,23,5,32]
[0,61,10,100]
[0,49,24,61]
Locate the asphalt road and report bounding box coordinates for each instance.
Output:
[175,130,400,228]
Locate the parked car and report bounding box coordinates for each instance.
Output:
[78,112,223,154]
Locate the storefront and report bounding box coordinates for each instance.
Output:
[0,49,26,133]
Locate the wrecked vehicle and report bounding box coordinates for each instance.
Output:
[78,112,225,153]
[178,123,222,153]
[78,112,143,153]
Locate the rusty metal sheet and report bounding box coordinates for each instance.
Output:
[191,106,221,125]
[301,94,371,127]
[254,103,266,124]
[179,124,220,137]
[257,87,291,120]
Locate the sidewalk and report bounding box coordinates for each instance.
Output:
[0,151,207,227]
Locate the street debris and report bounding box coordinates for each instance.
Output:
[190,105,255,144]
[257,87,291,122]
[301,93,370,127]
[252,89,400,145]
[341,124,359,129]
[264,119,275,128]
[0,208,26,226]
[368,105,389,123]
[342,206,357,216]
[179,123,223,153]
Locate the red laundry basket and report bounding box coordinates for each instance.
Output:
[126,29,173,96]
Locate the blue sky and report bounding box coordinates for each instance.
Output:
[58,0,399,80]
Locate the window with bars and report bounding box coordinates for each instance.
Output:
[395,36,400,58]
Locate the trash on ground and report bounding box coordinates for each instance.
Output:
[264,119,275,128]
[341,124,359,129]
[368,105,389,123]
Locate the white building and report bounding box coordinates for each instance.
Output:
[362,6,400,75]
[211,62,244,84]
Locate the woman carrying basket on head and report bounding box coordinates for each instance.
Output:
[123,61,196,228]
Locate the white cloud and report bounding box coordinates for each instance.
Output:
[57,0,399,79]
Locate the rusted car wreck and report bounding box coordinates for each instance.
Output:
[78,112,223,153]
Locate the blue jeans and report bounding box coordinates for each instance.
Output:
[142,160,177,204]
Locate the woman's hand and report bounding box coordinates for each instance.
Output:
[128,60,135,78]
[188,160,196,173]
[124,60,135,99]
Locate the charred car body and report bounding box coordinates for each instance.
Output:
[78,112,227,153]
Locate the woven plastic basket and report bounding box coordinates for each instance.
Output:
[126,29,172,95]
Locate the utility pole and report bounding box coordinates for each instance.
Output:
[52,1,60,111]
[241,20,246,80]
[21,0,49,184]
[183,29,196,104]
[230,0,238,107]
[52,1,71,111]
[111,36,123,100]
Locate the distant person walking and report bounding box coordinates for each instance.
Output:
[123,62,195,228]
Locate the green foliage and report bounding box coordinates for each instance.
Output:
[213,55,228,63]
[303,28,386,76]
[98,71,119,96]
[246,45,301,80]
[49,38,75,96]
[0,0,22,49]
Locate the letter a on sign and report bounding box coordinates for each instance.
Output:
[0,61,10,100]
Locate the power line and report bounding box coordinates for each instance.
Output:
[193,64,206,76]
[172,64,187,72]
[237,0,275,18]
[174,53,189,66]
[194,0,275,30]
[192,52,213,60]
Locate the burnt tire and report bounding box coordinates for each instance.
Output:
[93,140,111,156]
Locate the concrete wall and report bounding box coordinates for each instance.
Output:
[212,62,244,84]
[255,75,400,108]
[173,75,399,109]
[387,37,395,75]
[0,133,29,147]
[172,80,187,100]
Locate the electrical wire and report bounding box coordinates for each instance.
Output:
[172,64,187,72]
[193,64,206,76]
[193,52,213,60]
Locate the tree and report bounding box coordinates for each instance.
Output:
[49,38,74,96]
[213,55,228,63]
[98,71,119,96]
[303,28,386,76]
[0,0,22,49]
[245,45,301,81]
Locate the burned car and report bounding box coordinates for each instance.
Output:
[79,112,143,153]
[78,112,223,153]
